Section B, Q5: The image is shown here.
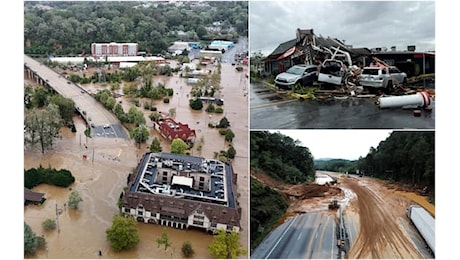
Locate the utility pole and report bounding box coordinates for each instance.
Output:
[55,203,60,234]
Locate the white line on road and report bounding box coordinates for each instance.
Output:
[297,233,302,240]
[266,216,297,259]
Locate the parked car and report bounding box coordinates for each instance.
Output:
[274,64,318,89]
[360,66,407,92]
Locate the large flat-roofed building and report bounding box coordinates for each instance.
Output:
[91,42,138,58]
[121,152,241,233]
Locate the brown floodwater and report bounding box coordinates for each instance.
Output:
[24,61,249,259]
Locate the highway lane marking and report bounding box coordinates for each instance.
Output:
[265,215,297,259]
[297,233,302,240]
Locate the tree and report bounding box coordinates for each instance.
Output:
[208,229,247,259]
[42,219,56,231]
[171,138,188,154]
[156,228,172,251]
[24,104,64,153]
[106,215,140,251]
[131,125,150,146]
[24,222,37,256]
[128,105,146,125]
[181,240,195,258]
[224,129,235,143]
[50,94,76,125]
[227,146,236,159]
[68,190,83,209]
[189,98,203,110]
[217,117,230,128]
[150,137,162,152]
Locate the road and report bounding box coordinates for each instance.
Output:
[251,212,338,259]
[250,82,435,129]
[24,55,128,139]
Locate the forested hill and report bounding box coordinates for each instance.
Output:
[250,131,315,184]
[357,131,435,189]
[24,1,248,56]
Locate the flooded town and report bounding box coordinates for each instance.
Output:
[24,1,248,259]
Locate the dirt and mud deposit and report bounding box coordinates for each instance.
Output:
[24,62,249,259]
[253,170,434,259]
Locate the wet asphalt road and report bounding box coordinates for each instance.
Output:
[250,83,435,129]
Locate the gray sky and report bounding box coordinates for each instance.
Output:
[250,0,435,56]
[270,130,393,160]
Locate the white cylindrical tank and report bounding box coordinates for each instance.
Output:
[377,91,431,109]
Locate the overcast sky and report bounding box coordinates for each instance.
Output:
[270,129,393,160]
[250,0,435,56]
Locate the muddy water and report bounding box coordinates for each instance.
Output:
[24,62,249,258]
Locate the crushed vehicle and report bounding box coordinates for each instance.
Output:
[274,64,318,89]
[317,46,353,86]
[360,58,407,93]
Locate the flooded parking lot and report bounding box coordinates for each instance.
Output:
[250,83,435,129]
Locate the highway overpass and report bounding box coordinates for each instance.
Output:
[24,55,128,139]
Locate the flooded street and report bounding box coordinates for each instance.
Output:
[24,55,249,257]
[250,82,435,129]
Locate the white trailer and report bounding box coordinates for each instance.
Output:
[407,205,435,256]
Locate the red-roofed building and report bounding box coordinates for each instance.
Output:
[157,118,196,142]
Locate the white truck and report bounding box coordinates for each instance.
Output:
[407,205,435,256]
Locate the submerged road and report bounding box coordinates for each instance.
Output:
[24,55,128,139]
[251,212,338,259]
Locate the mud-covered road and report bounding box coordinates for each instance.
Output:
[341,176,420,258]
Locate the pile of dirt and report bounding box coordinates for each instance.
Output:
[282,183,342,200]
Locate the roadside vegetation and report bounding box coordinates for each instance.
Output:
[24,85,76,153]
[250,131,315,184]
[250,178,289,251]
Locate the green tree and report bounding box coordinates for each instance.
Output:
[150,137,162,152]
[171,138,188,154]
[42,219,56,231]
[156,228,172,251]
[106,215,140,251]
[149,112,162,122]
[181,240,195,258]
[128,105,146,125]
[24,104,64,153]
[224,129,235,143]
[31,86,49,108]
[189,98,203,110]
[24,222,37,256]
[227,146,236,159]
[208,229,247,259]
[50,94,76,125]
[217,117,230,128]
[67,190,83,209]
[131,125,150,146]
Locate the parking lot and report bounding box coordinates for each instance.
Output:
[250,83,435,129]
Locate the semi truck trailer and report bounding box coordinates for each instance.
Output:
[407,205,435,256]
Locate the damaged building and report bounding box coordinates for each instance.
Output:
[121,152,242,233]
[264,28,371,76]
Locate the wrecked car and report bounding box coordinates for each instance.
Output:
[274,64,318,89]
[360,66,407,93]
[317,59,346,86]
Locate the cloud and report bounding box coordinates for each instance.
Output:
[250,1,435,56]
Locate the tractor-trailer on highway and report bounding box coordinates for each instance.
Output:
[407,205,435,256]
